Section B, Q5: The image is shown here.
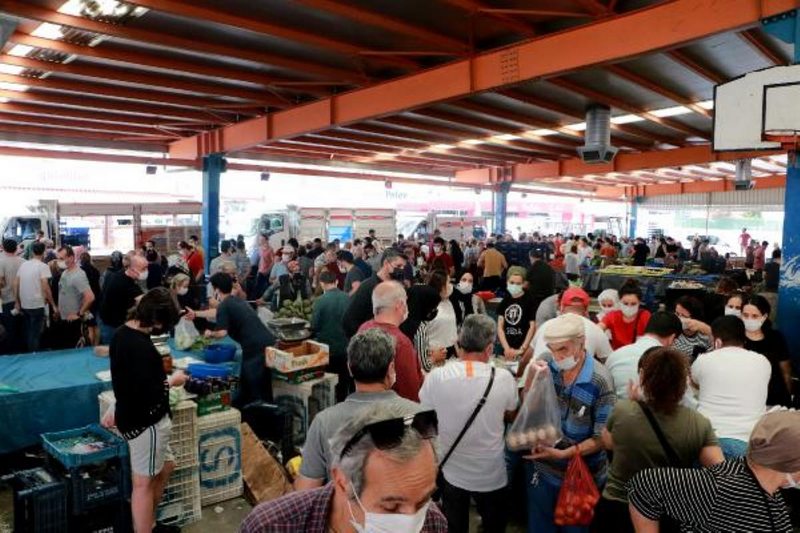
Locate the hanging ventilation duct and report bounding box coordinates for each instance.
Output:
[734,159,754,190]
[0,16,18,49]
[577,105,619,164]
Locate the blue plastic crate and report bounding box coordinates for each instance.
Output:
[11,467,69,533]
[203,344,236,364]
[54,457,131,515]
[41,424,128,469]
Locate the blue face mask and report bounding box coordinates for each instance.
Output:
[507,283,523,296]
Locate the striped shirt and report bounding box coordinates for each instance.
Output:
[673,332,712,361]
[628,458,793,532]
[533,354,616,486]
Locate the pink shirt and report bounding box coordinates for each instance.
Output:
[258,245,274,275]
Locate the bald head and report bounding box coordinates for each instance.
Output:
[128,255,148,279]
[372,281,408,326]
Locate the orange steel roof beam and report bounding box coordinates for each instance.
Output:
[0,112,181,138]
[572,0,611,16]
[596,174,787,198]
[0,0,360,82]
[124,0,418,70]
[497,88,671,146]
[548,78,708,140]
[0,122,168,144]
[666,50,728,85]
[738,29,791,65]
[438,0,536,36]
[605,65,713,118]
[291,0,468,53]
[0,54,279,105]
[0,88,235,123]
[171,0,799,158]
[477,8,592,18]
[6,31,321,94]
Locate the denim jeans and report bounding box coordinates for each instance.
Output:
[99,322,117,345]
[22,307,46,352]
[525,462,589,533]
[719,437,748,459]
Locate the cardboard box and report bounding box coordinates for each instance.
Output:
[265,340,329,374]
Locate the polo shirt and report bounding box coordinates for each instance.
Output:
[605,336,662,400]
[532,354,616,487]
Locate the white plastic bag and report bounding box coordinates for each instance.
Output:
[506,360,563,451]
[174,317,200,350]
[257,306,274,328]
[100,401,116,429]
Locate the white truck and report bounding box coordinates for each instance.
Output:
[1,200,202,256]
[408,214,489,243]
[255,206,397,249]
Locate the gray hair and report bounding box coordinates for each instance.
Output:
[371,281,406,315]
[458,314,497,354]
[329,402,437,497]
[347,329,395,384]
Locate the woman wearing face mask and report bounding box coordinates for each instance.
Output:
[497,267,535,367]
[169,273,192,312]
[596,289,619,321]
[742,295,793,407]
[426,270,459,362]
[401,285,444,373]
[723,292,744,318]
[672,295,712,362]
[452,272,486,318]
[599,280,651,350]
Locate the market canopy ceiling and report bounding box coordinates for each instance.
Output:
[0,0,795,197]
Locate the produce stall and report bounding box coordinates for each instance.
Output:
[0,339,240,455]
[581,266,720,303]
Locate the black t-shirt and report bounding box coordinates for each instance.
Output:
[633,243,649,266]
[100,271,143,328]
[498,291,535,349]
[745,330,791,407]
[342,275,380,338]
[764,262,780,291]
[216,296,275,354]
[110,325,170,439]
[526,261,555,300]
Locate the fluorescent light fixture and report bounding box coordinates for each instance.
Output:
[372,153,397,161]
[611,114,644,124]
[0,64,25,75]
[697,100,714,110]
[565,122,587,131]
[651,105,691,117]
[0,82,29,92]
[525,129,558,137]
[429,143,454,152]
[8,44,34,57]
[495,133,521,141]
[31,23,64,40]
[460,139,484,146]
[0,97,9,103]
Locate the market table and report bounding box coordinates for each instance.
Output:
[581,269,720,300]
[0,339,241,455]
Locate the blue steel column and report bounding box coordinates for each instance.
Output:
[628,197,639,238]
[494,182,511,236]
[202,154,223,272]
[764,10,800,361]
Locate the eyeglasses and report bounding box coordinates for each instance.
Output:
[339,410,438,460]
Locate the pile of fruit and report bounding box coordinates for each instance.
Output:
[599,265,672,277]
[554,489,599,525]
[274,298,314,321]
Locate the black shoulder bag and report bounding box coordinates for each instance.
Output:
[433,366,495,501]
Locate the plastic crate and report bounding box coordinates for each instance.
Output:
[241,402,294,465]
[69,500,132,533]
[42,425,128,469]
[272,373,338,445]
[169,400,199,469]
[54,458,130,515]
[11,468,69,533]
[197,409,243,506]
[156,465,201,527]
[196,391,233,416]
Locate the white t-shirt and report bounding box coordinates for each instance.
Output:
[16,259,52,310]
[426,299,458,349]
[691,347,770,442]
[605,336,662,399]
[419,360,518,492]
[530,314,613,361]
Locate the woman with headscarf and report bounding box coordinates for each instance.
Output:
[427,270,459,362]
[449,239,464,279]
[450,271,486,323]
[597,288,620,321]
[401,284,444,373]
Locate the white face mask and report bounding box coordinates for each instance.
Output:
[433,246,442,254]
[620,303,639,318]
[138,270,148,281]
[57,260,67,270]
[743,318,764,332]
[556,355,578,371]
[282,254,292,263]
[678,317,691,330]
[783,473,800,490]
[177,287,189,296]
[457,281,473,295]
[724,307,742,318]
[348,483,429,533]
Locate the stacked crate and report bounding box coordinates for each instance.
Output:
[10,468,69,533]
[272,373,338,445]
[197,409,243,506]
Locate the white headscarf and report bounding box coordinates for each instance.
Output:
[597,289,620,320]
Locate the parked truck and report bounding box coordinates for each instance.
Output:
[254,206,397,249]
[1,200,202,256]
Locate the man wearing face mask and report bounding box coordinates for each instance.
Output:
[691,316,770,459]
[52,245,95,349]
[522,313,616,533]
[427,237,454,277]
[99,254,147,344]
[268,245,294,285]
[295,328,422,491]
[342,249,407,339]
[358,281,423,402]
[241,402,446,533]
[338,250,364,296]
[629,410,800,533]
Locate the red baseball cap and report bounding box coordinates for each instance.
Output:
[560,287,590,310]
